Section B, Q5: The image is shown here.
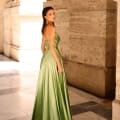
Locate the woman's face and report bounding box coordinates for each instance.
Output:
[44,9,55,22]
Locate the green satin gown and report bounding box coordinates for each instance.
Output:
[31,32,72,120]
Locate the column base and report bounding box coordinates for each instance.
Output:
[112,99,120,120]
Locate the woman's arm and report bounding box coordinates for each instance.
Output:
[41,35,46,53]
[49,28,62,71]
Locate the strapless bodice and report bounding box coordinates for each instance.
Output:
[45,32,60,50]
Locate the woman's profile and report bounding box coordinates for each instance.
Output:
[31,6,72,120]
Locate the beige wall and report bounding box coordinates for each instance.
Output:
[0,0,6,53]
[44,0,117,97]
[113,0,120,120]
[3,0,44,66]
[1,0,117,97]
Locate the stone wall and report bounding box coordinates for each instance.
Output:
[0,0,6,53]
[3,0,21,58]
[1,0,117,97]
[4,6,20,59]
[113,0,120,120]
[0,11,3,53]
[3,0,43,66]
[44,0,117,97]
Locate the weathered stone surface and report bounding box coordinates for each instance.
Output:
[3,0,43,63]
[0,11,3,53]
[5,0,20,8]
[44,0,116,97]
[69,0,116,10]
[1,0,117,98]
[3,8,12,57]
[113,100,120,120]
[112,0,120,119]
[0,0,6,53]
[64,60,115,97]
[69,9,106,66]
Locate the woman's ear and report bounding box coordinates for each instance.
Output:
[44,15,47,20]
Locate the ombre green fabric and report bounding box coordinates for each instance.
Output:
[32,32,72,120]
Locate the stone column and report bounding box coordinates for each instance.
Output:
[3,0,44,67]
[0,0,6,53]
[44,0,117,97]
[3,0,20,58]
[0,10,4,53]
[113,0,120,120]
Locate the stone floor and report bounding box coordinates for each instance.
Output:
[0,54,113,120]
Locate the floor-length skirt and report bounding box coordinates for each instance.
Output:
[32,49,72,120]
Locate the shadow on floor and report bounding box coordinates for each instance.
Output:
[71,101,112,120]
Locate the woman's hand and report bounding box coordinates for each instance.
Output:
[57,64,63,73]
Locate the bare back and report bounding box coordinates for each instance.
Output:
[42,24,63,73]
[43,25,55,42]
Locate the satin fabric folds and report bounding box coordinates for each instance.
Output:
[32,32,72,120]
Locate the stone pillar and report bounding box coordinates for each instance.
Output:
[44,0,117,97]
[3,0,20,58]
[0,10,4,53]
[0,0,6,53]
[113,0,120,120]
[3,0,44,66]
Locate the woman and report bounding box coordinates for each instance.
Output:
[32,6,72,120]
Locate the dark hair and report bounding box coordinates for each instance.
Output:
[42,6,55,34]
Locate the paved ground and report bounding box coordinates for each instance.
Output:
[0,55,113,120]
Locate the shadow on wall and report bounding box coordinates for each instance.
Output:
[105,0,117,98]
[60,0,117,98]
[3,0,44,66]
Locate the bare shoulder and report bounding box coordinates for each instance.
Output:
[44,25,56,41]
[47,25,55,31]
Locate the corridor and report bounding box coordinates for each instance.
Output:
[0,55,112,120]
